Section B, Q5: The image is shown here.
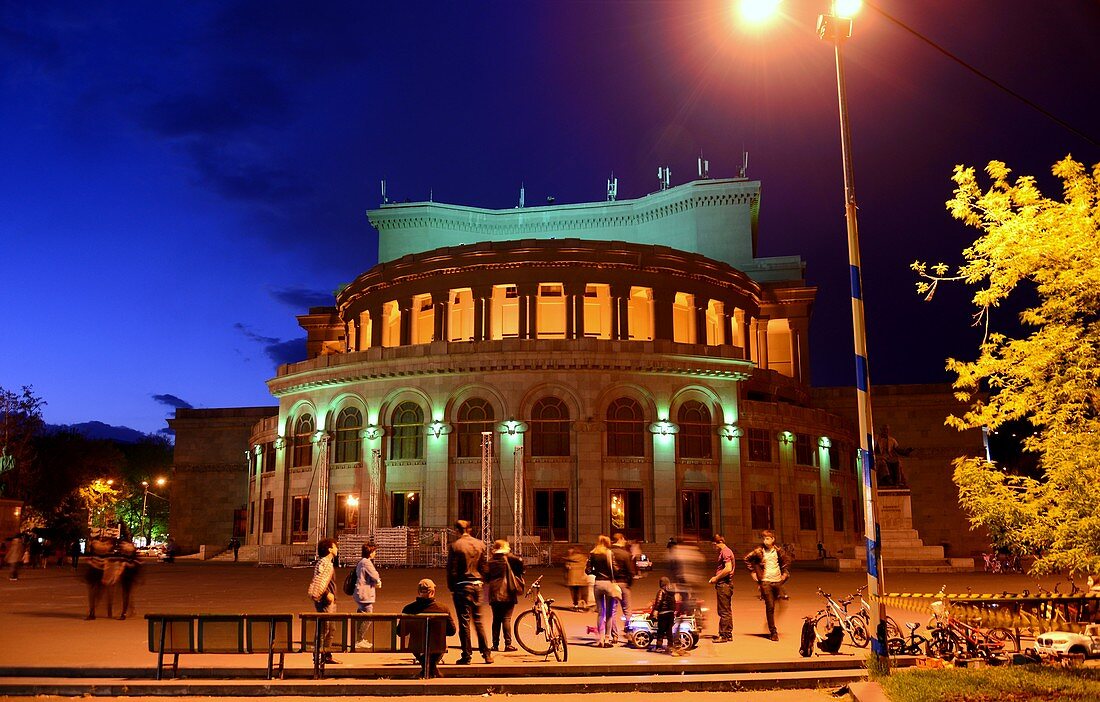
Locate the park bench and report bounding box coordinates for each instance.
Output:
[299,612,451,679]
[145,613,294,680]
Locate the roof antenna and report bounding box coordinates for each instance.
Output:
[697,154,710,179]
[658,166,671,191]
[429,188,433,202]
[606,172,618,201]
[519,183,525,209]
[739,151,749,178]
[381,178,388,205]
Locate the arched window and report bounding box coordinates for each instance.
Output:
[334,407,362,463]
[606,398,645,457]
[530,397,570,457]
[292,413,314,468]
[677,401,712,459]
[456,398,495,458]
[390,402,424,460]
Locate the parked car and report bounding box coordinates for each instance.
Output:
[1035,624,1100,658]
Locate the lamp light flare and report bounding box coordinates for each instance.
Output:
[738,0,781,24]
[833,0,862,18]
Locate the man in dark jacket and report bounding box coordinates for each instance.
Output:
[446,520,492,664]
[743,530,793,641]
[401,578,458,678]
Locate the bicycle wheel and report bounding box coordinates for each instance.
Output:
[886,637,906,656]
[813,612,839,640]
[986,627,1019,653]
[847,617,870,648]
[514,609,552,656]
[928,628,959,660]
[548,613,568,662]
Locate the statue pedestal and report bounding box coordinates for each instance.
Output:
[827,490,974,573]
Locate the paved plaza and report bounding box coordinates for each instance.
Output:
[0,558,1049,673]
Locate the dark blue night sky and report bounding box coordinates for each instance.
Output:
[2,1,1097,434]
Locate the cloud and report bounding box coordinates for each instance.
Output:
[234,323,305,367]
[152,393,193,410]
[269,286,334,310]
[185,140,314,204]
[141,66,291,139]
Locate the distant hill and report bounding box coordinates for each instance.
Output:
[44,421,150,443]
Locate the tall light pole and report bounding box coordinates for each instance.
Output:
[139,477,167,547]
[816,2,889,672]
[739,0,888,671]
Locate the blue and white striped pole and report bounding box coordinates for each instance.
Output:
[819,7,890,671]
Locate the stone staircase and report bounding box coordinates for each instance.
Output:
[208,545,260,562]
[827,492,974,573]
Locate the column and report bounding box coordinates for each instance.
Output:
[369,303,384,349]
[653,288,676,341]
[472,286,492,342]
[398,299,414,346]
[717,400,746,542]
[519,283,538,340]
[575,421,602,543]
[789,317,811,384]
[346,320,357,352]
[564,282,584,340]
[423,423,450,528]
[431,291,449,342]
[651,425,677,545]
[719,307,732,347]
[694,300,708,345]
[755,316,771,370]
[610,283,630,341]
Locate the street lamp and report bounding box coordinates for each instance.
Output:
[139,477,168,547]
[738,0,889,670]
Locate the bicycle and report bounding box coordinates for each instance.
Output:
[849,584,903,640]
[513,575,569,661]
[886,621,932,656]
[927,605,1019,660]
[811,588,869,648]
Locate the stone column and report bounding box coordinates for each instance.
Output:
[718,306,731,347]
[565,282,585,339]
[610,283,630,341]
[694,300,708,345]
[574,420,603,543]
[369,303,384,349]
[651,425,677,545]
[755,316,771,370]
[717,405,745,542]
[789,317,811,385]
[432,291,449,342]
[346,319,357,352]
[519,283,539,340]
[472,286,492,342]
[653,288,676,342]
[423,424,450,528]
[398,298,414,346]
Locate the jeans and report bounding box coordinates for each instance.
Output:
[760,581,784,635]
[715,581,734,638]
[356,602,374,643]
[313,597,335,652]
[611,583,631,639]
[490,602,515,647]
[452,583,489,659]
[593,579,619,641]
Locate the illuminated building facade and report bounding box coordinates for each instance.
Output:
[243,177,866,555]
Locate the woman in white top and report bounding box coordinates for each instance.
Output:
[353,543,382,649]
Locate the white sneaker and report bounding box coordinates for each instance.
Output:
[355,640,373,650]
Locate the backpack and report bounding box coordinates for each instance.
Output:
[817,625,844,654]
[799,618,815,657]
[343,569,356,596]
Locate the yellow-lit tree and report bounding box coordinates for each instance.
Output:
[913,156,1100,576]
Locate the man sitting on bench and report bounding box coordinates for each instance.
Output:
[400,578,457,678]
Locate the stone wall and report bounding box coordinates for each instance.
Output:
[812,384,990,558]
[168,407,277,554]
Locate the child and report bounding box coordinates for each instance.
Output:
[650,576,678,652]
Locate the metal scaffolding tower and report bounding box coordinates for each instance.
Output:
[513,444,525,557]
[367,448,381,538]
[315,435,331,542]
[481,431,493,543]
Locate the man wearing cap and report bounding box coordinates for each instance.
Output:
[401,579,457,678]
[447,519,493,664]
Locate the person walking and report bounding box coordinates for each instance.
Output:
[6,534,24,581]
[352,542,382,648]
[400,578,457,678]
[707,534,736,642]
[609,533,636,642]
[562,547,588,610]
[307,538,339,664]
[587,534,618,647]
[485,539,524,652]
[229,536,241,562]
[446,519,492,665]
[83,536,112,620]
[116,539,141,620]
[743,530,792,642]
